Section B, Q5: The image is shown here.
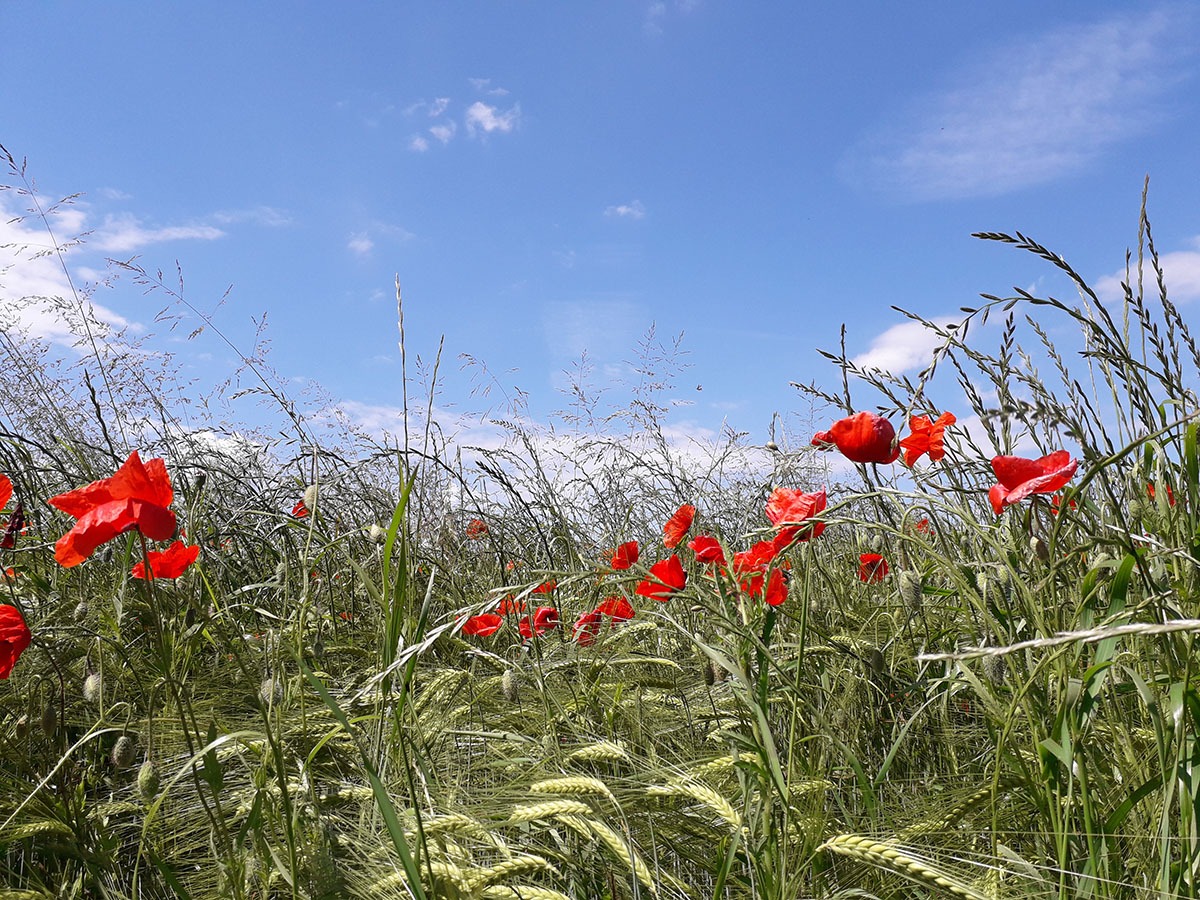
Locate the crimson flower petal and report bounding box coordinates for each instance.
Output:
[132,540,200,580]
[462,613,503,637]
[0,605,31,679]
[611,540,639,570]
[663,504,696,549]
[635,555,686,602]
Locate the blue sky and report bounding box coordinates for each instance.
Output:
[2,2,1199,455]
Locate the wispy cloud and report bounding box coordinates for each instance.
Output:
[840,5,1195,201]
[1095,235,1200,303]
[409,135,430,152]
[605,200,646,220]
[0,198,135,345]
[347,233,374,257]
[347,221,414,258]
[94,213,225,253]
[211,206,291,227]
[465,100,520,136]
[468,78,509,97]
[429,121,457,144]
[852,317,959,376]
[643,0,699,36]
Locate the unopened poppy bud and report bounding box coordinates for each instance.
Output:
[707,659,727,685]
[303,484,319,511]
[369,524,387,544]
[765,441,780,453]
[259,678,283,709]
[899,571,923,612]
[40,703,57,737]
[112,735,137,769]
[83,673,103,705]
[74,601,89,622]
[867,647,887,676]
[982,653,1008,686]
[1030,536,1049,562]
[501,669,520,702]
[15,714,29,739]
[137,760,161,800]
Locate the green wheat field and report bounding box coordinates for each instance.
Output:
[4,152,1200,899]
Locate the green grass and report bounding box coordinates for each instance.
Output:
[3,154,1200,898]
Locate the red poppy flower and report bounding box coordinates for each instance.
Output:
[466,518,489,540]
[1148,482,1176,507]
[811,412,900,464]
[663,504,696,549]
[49,451,177,568]
[635,555,686,602]
[496,595,526,615]
[532,579,557,595]
[462,613,503,637]
[988,451,1078,515]
[858,553,889,582]
[898,412,956,467]
[0,474,10,511]
[913,517,933,535]
[1050,493,1077,516]
[131,539,200,580]
[596,595,636,621]
[518,605,560,639]
[764,487,826,542]
[687,534,726,565]
[732,539,780,576]
[573,610,603,646]
[610,540,639,570]
[763,569,788,606]
[292,500,309,517]
[0,604,31,680]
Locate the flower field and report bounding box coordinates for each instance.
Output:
[5,167,1200,898]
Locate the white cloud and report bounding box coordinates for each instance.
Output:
[428,97,450,117]
[1095,235,1200,303]
[468,78,509,97]
[840,6,1195,201]
[605,200,646,220]
[429,121,457,144]
[409,135,430,152]
[465,101,520,136]
[852,317,960,375]
[94,213,224,252]
[0,198,134,345]
[211,206,291,227]
[347,233,374,257]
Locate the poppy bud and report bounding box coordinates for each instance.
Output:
[501,669,520,702]
[112,735,137,769]
[982,653,1008,686]
[867,647,887,676]
[706,659,727,685]
[259,678,283,709]
[138,760,161,800]
[1030,536,1049,562]
[899,571,923,613]
[765,441,780,453]
[40,702,57,737]
[369,524,387,544]
[303,484,319,511]
[74,601,89,622]
[83,673,103,705]
[15,714,29,739]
